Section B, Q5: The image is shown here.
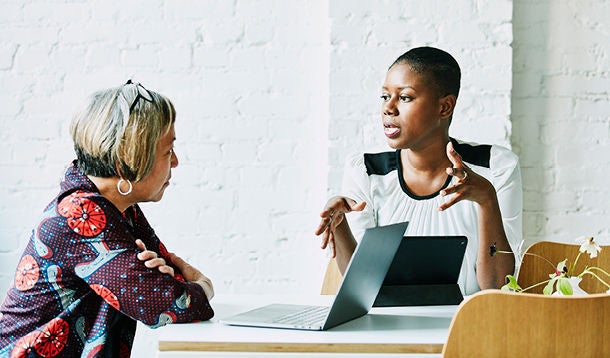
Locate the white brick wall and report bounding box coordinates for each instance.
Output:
[512,0,610,250]
[328,0,514,191]
[2,0,607,356]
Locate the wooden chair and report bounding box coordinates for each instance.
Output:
[442,290,610,357]
[320,258,342,295]
[517,241,610,294]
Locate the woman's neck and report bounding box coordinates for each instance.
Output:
[87,175,134,213]
[400,139,452,196]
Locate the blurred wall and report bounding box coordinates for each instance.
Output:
[512,0,610,249]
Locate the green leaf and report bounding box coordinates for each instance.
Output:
[557,277,573,295]
[501,275,521,292]
[543,277,557,295]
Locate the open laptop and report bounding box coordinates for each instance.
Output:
[219,221,409,331]
[373,235,468,307]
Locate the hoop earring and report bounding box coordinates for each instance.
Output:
[117,178,133,196]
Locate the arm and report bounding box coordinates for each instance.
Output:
[136,239,214,299]
[314,155,377,274]
[439,142,516,289]
[76,238,213,327]
[314,196,365,274]
[69,196,214,327]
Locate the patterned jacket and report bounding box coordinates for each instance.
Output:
[0,161,214,357]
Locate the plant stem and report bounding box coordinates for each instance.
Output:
[520,252,558,272]
[581,267,610,289]
[519,279,551,293]
[569,251,583,277]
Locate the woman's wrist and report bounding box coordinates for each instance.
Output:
[196,278,214,300]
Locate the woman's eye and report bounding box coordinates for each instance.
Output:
[399,96,412,103]
[380,94,390,102]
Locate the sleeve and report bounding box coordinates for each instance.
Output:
[72,199,214,328]
[340,154,377,242]
[490,145,524,267]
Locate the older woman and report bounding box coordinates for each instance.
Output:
[0,81,214,357]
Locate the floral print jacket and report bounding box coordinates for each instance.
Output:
[0,161,214,357]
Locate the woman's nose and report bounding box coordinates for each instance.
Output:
[383,99,398,116]
[171,150,179,168]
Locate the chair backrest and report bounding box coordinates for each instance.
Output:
[320,258,342,295]
[517,241,610,294]
[442,290,610,357]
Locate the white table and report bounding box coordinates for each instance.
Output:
[157,294,458,357]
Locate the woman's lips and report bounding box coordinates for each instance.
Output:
[384,124,400,138]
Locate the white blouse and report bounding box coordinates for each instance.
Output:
[341,139,523,295]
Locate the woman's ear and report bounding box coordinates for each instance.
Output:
[439,95,457,119]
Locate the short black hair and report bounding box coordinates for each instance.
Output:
[390,46,461,98]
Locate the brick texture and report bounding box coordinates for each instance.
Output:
[3,0,606,356]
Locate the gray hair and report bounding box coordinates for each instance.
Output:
[70,81,176,182]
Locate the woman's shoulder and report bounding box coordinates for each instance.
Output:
[452,138,518,171]
[345,149,400,176]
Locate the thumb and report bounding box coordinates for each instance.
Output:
[350,201,366,212]
[446,141,464,168]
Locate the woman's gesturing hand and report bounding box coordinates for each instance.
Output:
[439,141,497,211]
[314,196,366,257]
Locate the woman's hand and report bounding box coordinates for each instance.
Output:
[314,196,366,258]
[439,141,497,211]
[136,240,214,300]
[170,254,214,300]
[136,239,175,277]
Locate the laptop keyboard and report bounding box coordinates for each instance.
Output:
[272,305,330,326]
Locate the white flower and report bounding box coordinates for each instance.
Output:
[576,236,602,258]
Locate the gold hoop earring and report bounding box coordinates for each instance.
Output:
[117,178,133,196]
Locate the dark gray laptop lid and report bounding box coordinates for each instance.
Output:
[323,221,409,329]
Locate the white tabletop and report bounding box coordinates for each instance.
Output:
[157,294,458,355]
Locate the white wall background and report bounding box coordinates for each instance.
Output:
[512,0,610,250]
[0,0,608,356]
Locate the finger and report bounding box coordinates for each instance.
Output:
[446,166,469,181]
[137,251,157,261]
[144,257,166,268]
[350,201,367,212]
[329,232,336,258]
[158,265,175,277]
[315,216,333,236]
[439,193,463,211]
[440,182,465,197]
[135,239,147,251]
[320,227,330,249]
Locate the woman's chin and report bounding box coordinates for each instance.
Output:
[385,138,403,149]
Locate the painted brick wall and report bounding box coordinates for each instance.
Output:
[327,0,514,191]
[5,0,607,356]
[0,1,331,354]
[512,0,610,250]
[0,0,331,296]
